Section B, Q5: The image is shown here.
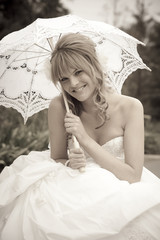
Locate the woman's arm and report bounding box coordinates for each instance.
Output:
[48,95,86,169]
[83,98,144,183]
[48,95,68,162]
[65,98,144,183]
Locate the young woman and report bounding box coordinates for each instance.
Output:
[0,33,160,240]
[49,33,144,184]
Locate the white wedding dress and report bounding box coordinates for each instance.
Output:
[0,136,160,240]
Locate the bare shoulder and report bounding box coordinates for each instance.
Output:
[117,95,144,123]
[108,93,144,124]
[48,95,66,116]
[119,95,143,111]
[108,93,143,111]
[48,95,66,129]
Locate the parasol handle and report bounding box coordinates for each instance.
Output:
[62,91,85,173]
[72,136,85,173]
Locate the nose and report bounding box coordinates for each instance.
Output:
[70,75,79,88]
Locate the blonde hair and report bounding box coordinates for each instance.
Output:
[51,33,109,128]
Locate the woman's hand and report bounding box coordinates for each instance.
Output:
[64,112,88,144]
[68,148,86,170]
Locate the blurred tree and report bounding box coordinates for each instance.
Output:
[122,0,160,120]
[144,22,160,120]
[0,106,49,166]
[0,0,69,39]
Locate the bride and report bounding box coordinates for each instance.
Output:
[0,33,160,240]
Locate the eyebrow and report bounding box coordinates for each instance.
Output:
[71,69,78,74]
[61,69,79,78]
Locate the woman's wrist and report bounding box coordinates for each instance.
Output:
[79,135,94,149]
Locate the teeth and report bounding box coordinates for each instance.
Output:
[73,85,86,92]
[77,86,84,91]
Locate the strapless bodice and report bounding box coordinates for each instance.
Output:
[84,136,124,163]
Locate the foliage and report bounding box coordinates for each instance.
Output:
[122,1,160,121]
[144,118,160,154]
[0,106,49,166]
[0,0,69,40]
[121,1,160,156]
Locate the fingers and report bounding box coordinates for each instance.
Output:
[64,112,79,123]
[64,112,87,145]
[64,113,81,134]
[68,148,86,170]
[69,159,86,169]
[70,148,84,154]
[69,148,85,159]
[66,112,75,117]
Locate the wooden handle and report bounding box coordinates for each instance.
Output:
[62,90,85,173]
[72,136,85,173]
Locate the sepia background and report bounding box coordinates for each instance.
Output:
[0,0,160,175]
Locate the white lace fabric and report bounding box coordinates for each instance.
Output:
[0,137,160,239]
[0,15,150,123]
[83,136,124,166]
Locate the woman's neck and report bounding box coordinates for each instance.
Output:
[81,88,109,114]
[81,98,97,114]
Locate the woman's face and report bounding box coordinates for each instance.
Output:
[59,68,96,102]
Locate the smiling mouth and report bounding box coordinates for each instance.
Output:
[72,84,87,93]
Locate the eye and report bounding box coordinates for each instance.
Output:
[60,77,69,82]
[75,70,83,76]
